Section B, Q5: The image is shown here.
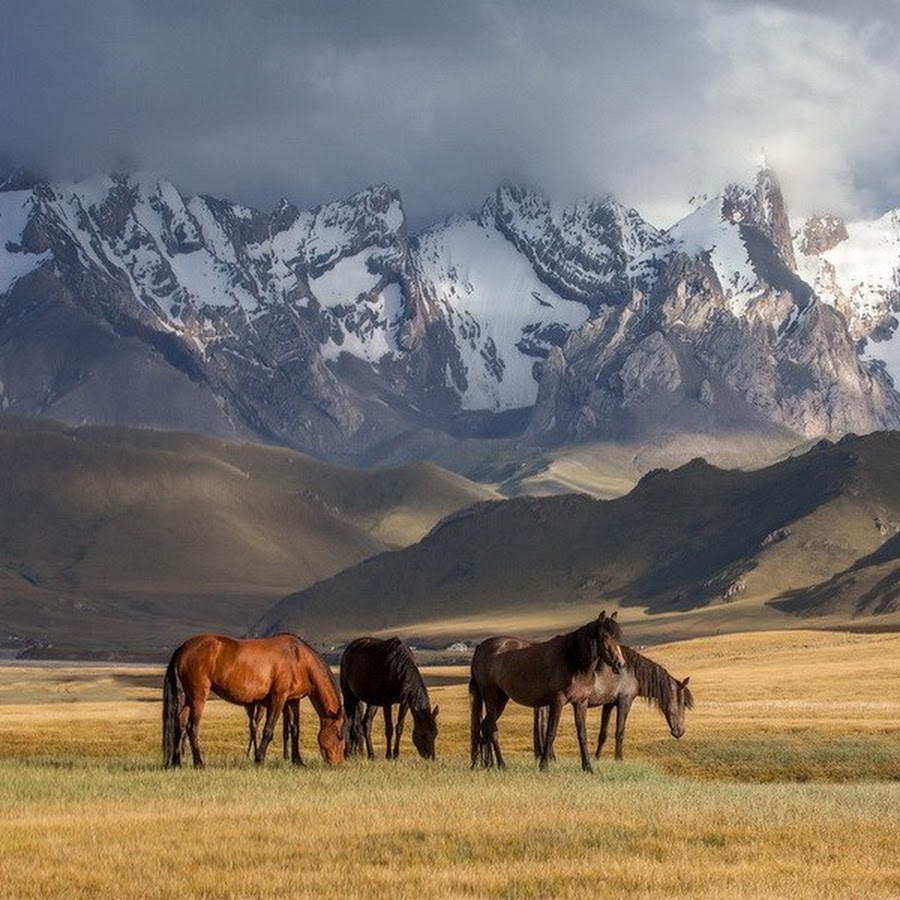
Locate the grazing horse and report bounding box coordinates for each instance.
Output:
[340,637,439,760]
[162,633,345,768]
[469,611,625,773]
[534,644,693,761]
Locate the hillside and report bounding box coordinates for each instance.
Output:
[0,418,494,657]
[253,431,900,646]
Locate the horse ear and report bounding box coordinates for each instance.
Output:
[432,705,440,719]
[610,611,618,620]
[597,610,607,621]
[681,677,691,688]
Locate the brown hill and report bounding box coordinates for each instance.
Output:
[0,418,494,657]
[253,432,900,646]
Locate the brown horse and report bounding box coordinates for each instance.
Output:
[162,633,345,768]
[340,637,439,760]
[534,644,693,761]
[469,611,624,772]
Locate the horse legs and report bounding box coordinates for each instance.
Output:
[246,703,264,759]
[533,707,545,760]
[181,694,207,769]
[613,698,633,761]
[539,696,564,771]
[254,695,286,764]
[482,691,509,770]
[362,705,378,760]
[470,679,485,768]
[284,699,303,765]
[594,703,613,759]
[382,704,394,759]
[533,706,559,762]
[391,703,408,759]
[573,700,593,773]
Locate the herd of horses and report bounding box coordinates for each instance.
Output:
[161,611,693,771]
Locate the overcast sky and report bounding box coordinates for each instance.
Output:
[4,0,900,229]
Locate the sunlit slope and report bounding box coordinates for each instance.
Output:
[0,417,494,655]
[255,432,900,644]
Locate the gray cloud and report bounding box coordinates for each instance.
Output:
[4,0,900,228]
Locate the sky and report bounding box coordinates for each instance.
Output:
[4,0,900,230]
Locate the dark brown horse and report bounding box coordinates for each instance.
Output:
[534,644,693,761]
[340,636,439,760]
[162,633,345,768]
[469,611,624,772]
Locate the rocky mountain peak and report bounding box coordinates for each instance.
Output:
[795,214,849,256]
[722,166,796,269]
[484,181,662,310]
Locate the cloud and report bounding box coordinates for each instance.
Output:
[3,0,900,228]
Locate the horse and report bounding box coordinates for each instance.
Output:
[533,644,693,761]
[340,636,439,760]
[162,633,345,768]
[469,611,625,773]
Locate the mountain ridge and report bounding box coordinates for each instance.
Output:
[252,431,900,646]
[1,165,898,465]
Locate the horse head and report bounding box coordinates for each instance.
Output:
[664,676,693,738]
[318,707,347,765]
[596,611,625,674]
[411,705,440,760]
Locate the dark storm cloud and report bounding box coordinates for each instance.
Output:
[4,1,900,227]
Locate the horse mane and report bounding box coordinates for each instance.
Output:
[382,637,430,713]
[623,645,694,711]
[564,614,624,675]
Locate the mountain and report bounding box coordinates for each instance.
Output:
[0,417,494,657]
[252,431,900,646]
[1,164,898,467]
[793,208,900,384]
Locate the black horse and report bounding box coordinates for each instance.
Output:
[340,636,439,760]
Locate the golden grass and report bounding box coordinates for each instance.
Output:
[2,630,900,898]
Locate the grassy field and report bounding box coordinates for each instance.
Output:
[2,630,900,898]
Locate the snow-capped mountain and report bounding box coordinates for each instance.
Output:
[530,167,899,443]
[0,162,898,463]
[794,210,900,382]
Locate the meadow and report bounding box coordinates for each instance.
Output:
[2,629,900,898]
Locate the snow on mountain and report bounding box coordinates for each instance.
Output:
[2,163,899,460]
[414,216,591,410]
[656,195,761,317]
[485,183,663,308]
[794,210,900,385]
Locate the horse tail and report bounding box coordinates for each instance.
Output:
[468,675,484,768]
[162,650,182,768]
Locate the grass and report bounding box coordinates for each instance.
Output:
[2,630,900,898]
